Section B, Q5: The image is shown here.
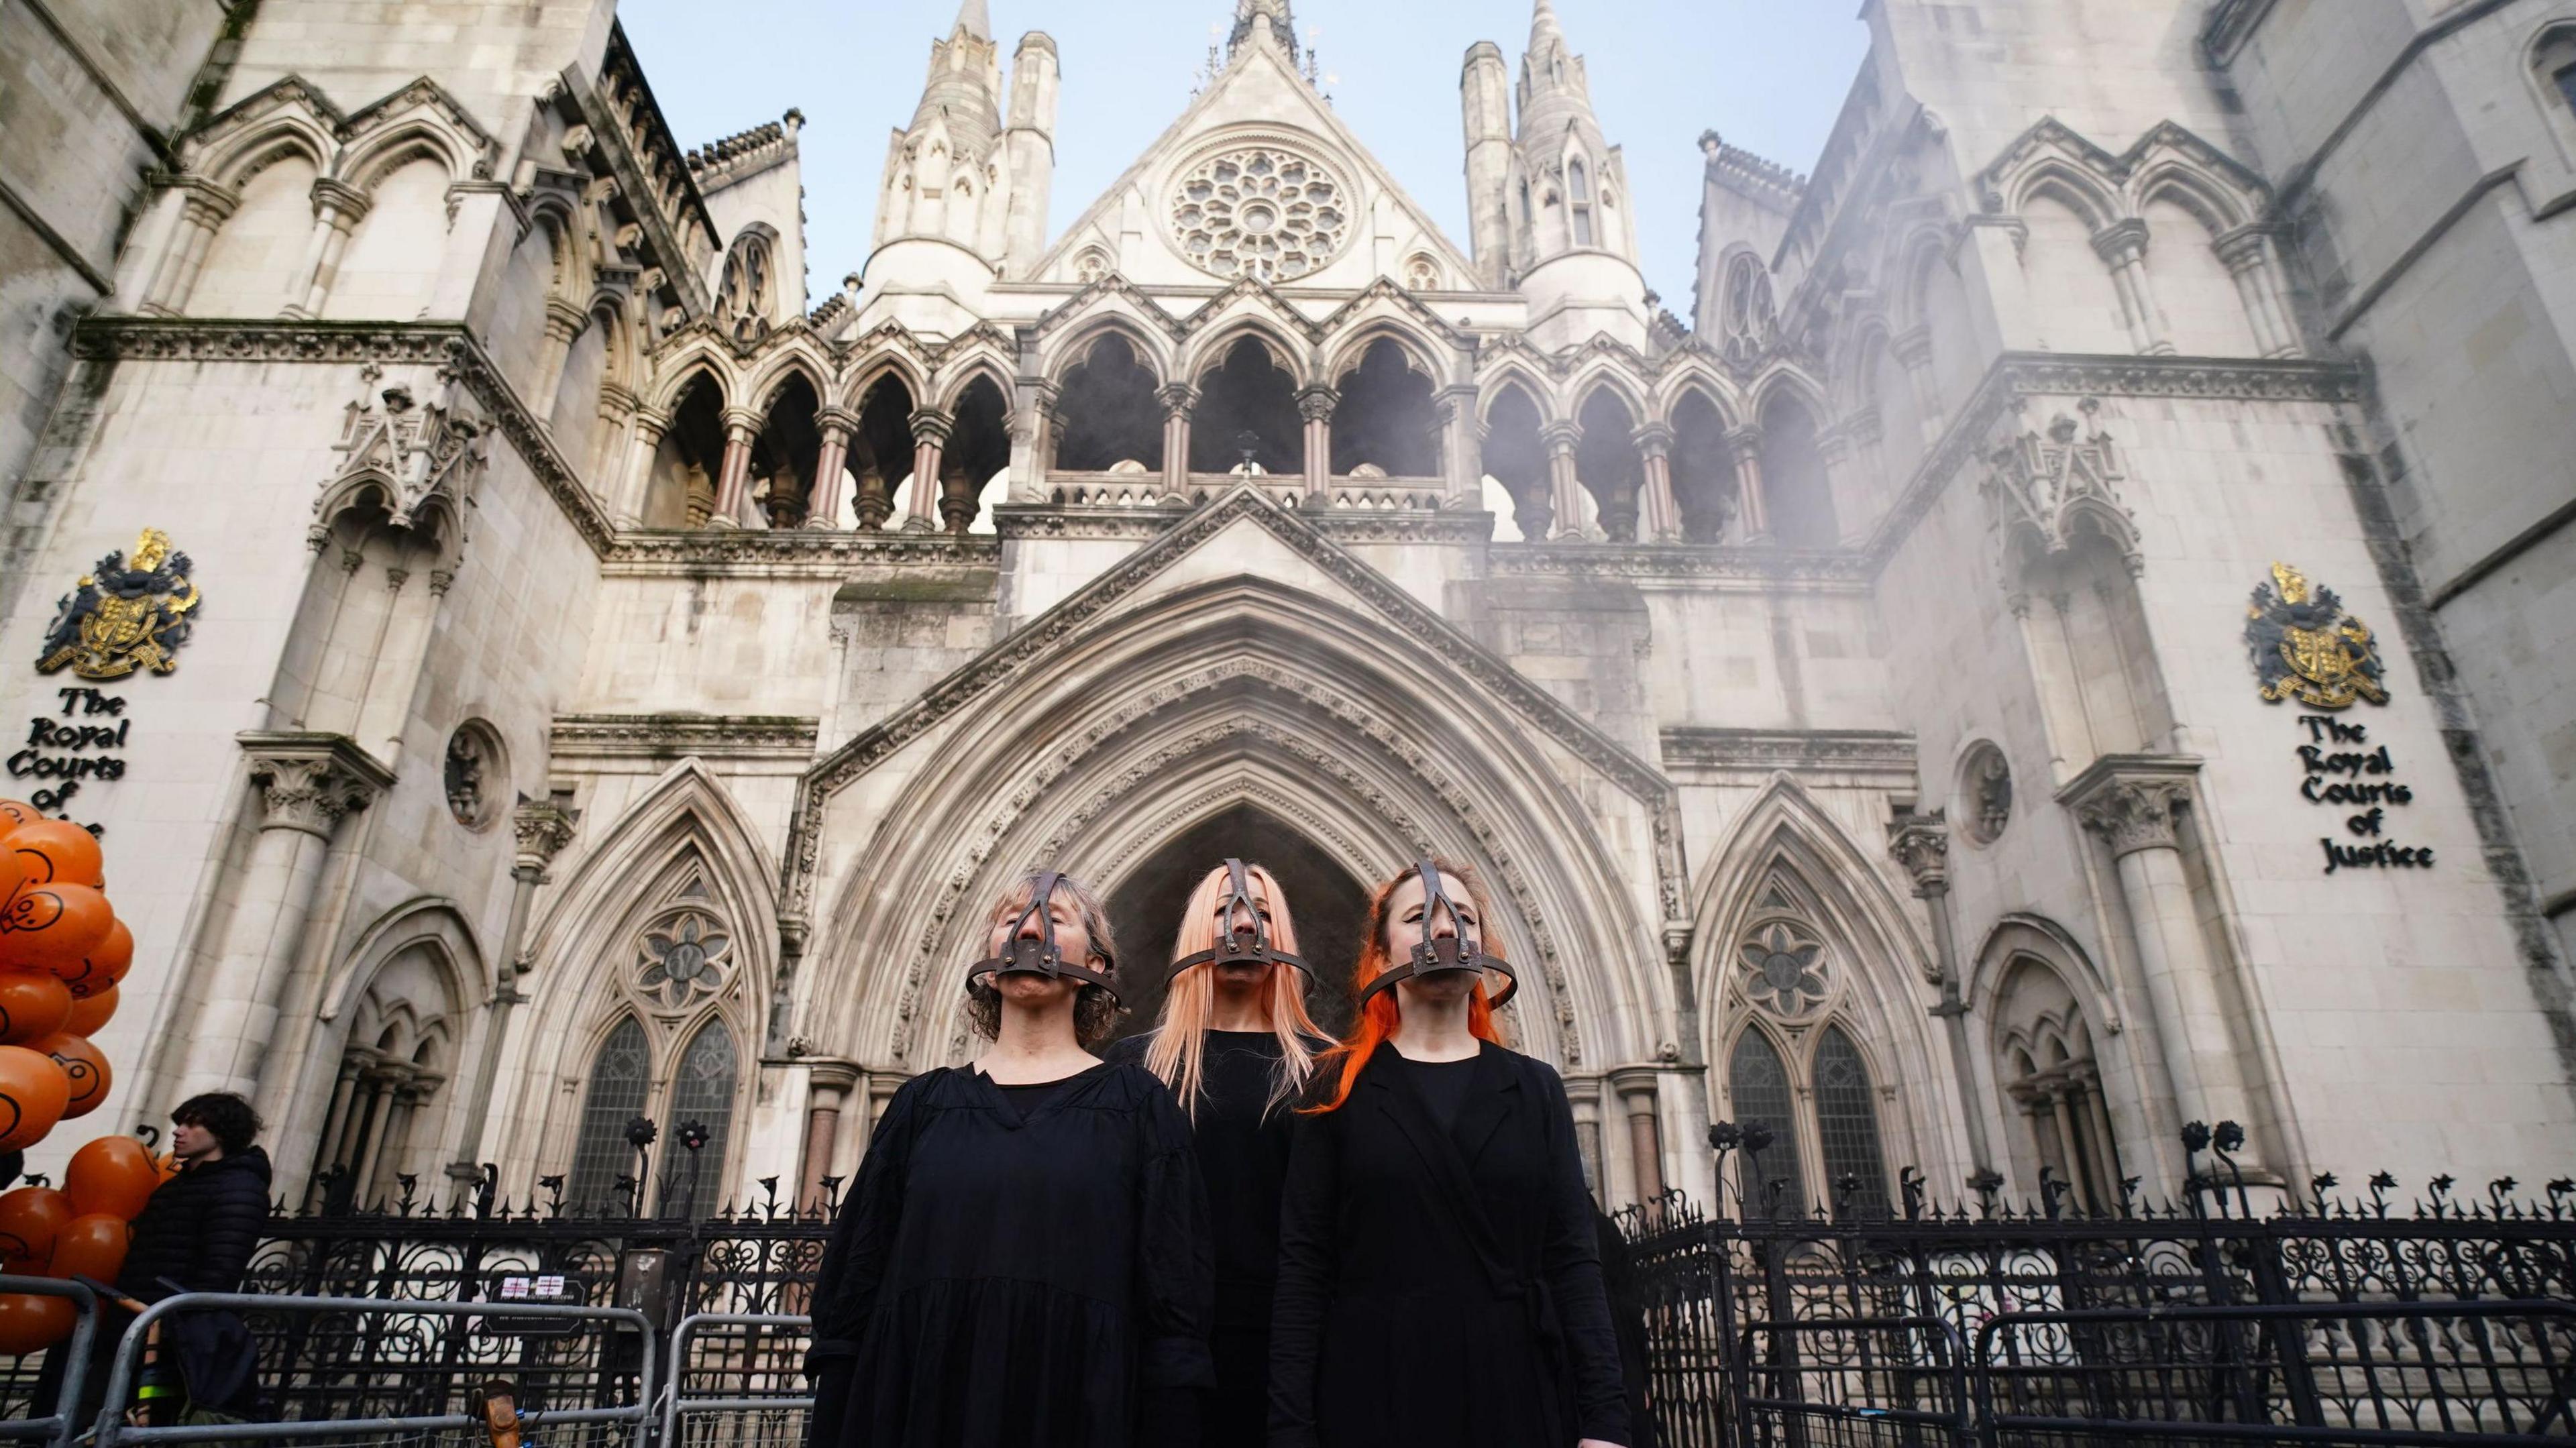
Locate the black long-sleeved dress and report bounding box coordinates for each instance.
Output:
[1107,1030,1322,1444]
[804,1062,1216,1448]
[1268,1043,1632,1448]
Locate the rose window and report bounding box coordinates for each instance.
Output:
[1739,919,1829,1017]
[638,907,733,1011]
[1169,147,1352,282]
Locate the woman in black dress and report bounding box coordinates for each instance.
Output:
[1269,858,1630,1448]
[1110,859,1330,1443]
[804,869,1215,1448]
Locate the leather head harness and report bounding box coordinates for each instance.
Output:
[1165,857,1311,985]
[1356,858,1516,1009]
[966,870,1121,1003]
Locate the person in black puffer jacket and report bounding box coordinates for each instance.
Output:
[117,1091,273,1305]
[39,1092,274,1429]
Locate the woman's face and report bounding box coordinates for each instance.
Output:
[987,887,1095,1009]
[1213,873,1279,991]
[1384,869,1481,1004]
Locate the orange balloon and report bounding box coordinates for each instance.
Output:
[6,822,102,891]
[55,918,129,1002]
[0,1048,68,1154]
[0,1292,74,1355]
[0,1187,72,1268]
[0,802,40,834]
[31,1036,106,1120]
[64,985,115,1037]
[0,883,113,981]
[64,1136,159,1221]
[44,1213,127,1284]
[0,972,70,1047]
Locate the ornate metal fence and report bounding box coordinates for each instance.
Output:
[1611,1129,2576,1447]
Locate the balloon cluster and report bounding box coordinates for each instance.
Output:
[0,799,164,1353]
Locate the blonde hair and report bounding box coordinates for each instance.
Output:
[1142,862,1325,1119]
[964,869,1122,1046]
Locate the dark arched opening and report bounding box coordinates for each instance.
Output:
[1053,335,1164,473]
[644,371,728,528]
[1104,803,1370,1044]
[755,374,822,528]
[944,376,1012,533]
[1330,339,1439,478]
[1484,385,1548,539]
[850,375,916,531]
[1670,391,1735,544]
[1760,396,1837,549]
[1187,337,1303,476]
[1574,389,1644,543]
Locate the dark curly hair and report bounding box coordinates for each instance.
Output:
[172,1091,263,1154]
[965,870,1124,1046]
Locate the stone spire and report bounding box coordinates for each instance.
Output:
[956,0,991,42]
[1229,0,1298,62]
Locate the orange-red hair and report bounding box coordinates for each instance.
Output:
[1307,856,1507,1114]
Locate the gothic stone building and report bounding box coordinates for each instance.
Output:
[3,0,2572,1216]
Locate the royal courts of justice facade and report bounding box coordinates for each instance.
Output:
[2,0,2572,1216]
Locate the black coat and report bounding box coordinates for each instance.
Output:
[804,1062,1215,1448]
[117,1147,272,1302]
[1268,1044,1631,1448]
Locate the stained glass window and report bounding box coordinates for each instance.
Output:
[567,1017,650,1213]
[1814,1024,1890,1219]
[660,1021,739,1216]
[1728,1028,1805,1218]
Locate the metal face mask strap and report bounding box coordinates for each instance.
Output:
[1358,858,1516,1009]
[967,871,1122,1001]
[1166,857,1312,983]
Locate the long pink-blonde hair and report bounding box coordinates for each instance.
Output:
[1142,862,1325,1119]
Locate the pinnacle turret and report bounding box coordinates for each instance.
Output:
[1230,0,1297,62]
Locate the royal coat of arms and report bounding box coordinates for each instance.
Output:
[36,528,201,681]
[2244,561,2387,709]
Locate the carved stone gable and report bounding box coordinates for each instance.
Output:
[1981,396,2138,581]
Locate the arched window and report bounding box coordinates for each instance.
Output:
[1813,1025,1890,1217]
[1727,1029,1805,1218]
[1993,954,2124,1211]
[1568,158,1596,247]
[568,1017,651,1213]
[659,1021,740,1215]
[2535,27,2576,115]
[1720,253,1776,366]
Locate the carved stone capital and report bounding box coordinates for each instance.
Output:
[2059,755,2203,858]
[512,789,581,873]
[1723,423,1765,454]
[720,406,763,438]
[1157,383,1199,419]
[542,296,588,340]
[1540,420,1583,455]
[2090,218,2150,266]
[238,732,393,838]
[1629,422,1676,457]
[908,408,954,445]
[1886,808,1951,895]
[1296,385,1340,423]
[1891,325,1936,370]
[309,177,372,225]
[814,406,861,439]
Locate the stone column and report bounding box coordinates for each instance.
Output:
[2066,759,2264,1168]
[1297,385,1338,506]
[1633,422,1680,543]
[616,408,671,528]
[1439,385,1483,506]
[445,789,579,1189]
[2216,226,2304,359]
[904,409,951,531]
[1158,384,1197,500]
[528,299,588,423]
[351,1064,413,1207]
[284,178,372,319]
[182,735,388,1100]
[809,408,857,528]
[1609,1067,1664,1201]
[1542,420,1587,541]
[140,180,239,316]
[1726,424,1770,542]
[1888,808,1998,1188]
[800,1058,862,1211]
[709,408,761,528]
[1890,326,1945,439]
[2091,221,2174,357]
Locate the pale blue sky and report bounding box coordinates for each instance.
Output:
[618,0,1871,313]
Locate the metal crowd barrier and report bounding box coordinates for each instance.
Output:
[0,1275,96,1448]
[657,1313,812,1448]
[91,1292,656,1448]
[1734,1314,1975,1448]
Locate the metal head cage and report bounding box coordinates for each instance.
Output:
[1165,857,1312,984]
[1356,857,1516,1009]
[965,870,1122,1003]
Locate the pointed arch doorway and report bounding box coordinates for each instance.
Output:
[1104,803,1370,1042]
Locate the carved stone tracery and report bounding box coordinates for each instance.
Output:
[1981,396,2137,585]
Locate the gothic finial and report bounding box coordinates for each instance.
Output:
[1229,0,1297,61]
